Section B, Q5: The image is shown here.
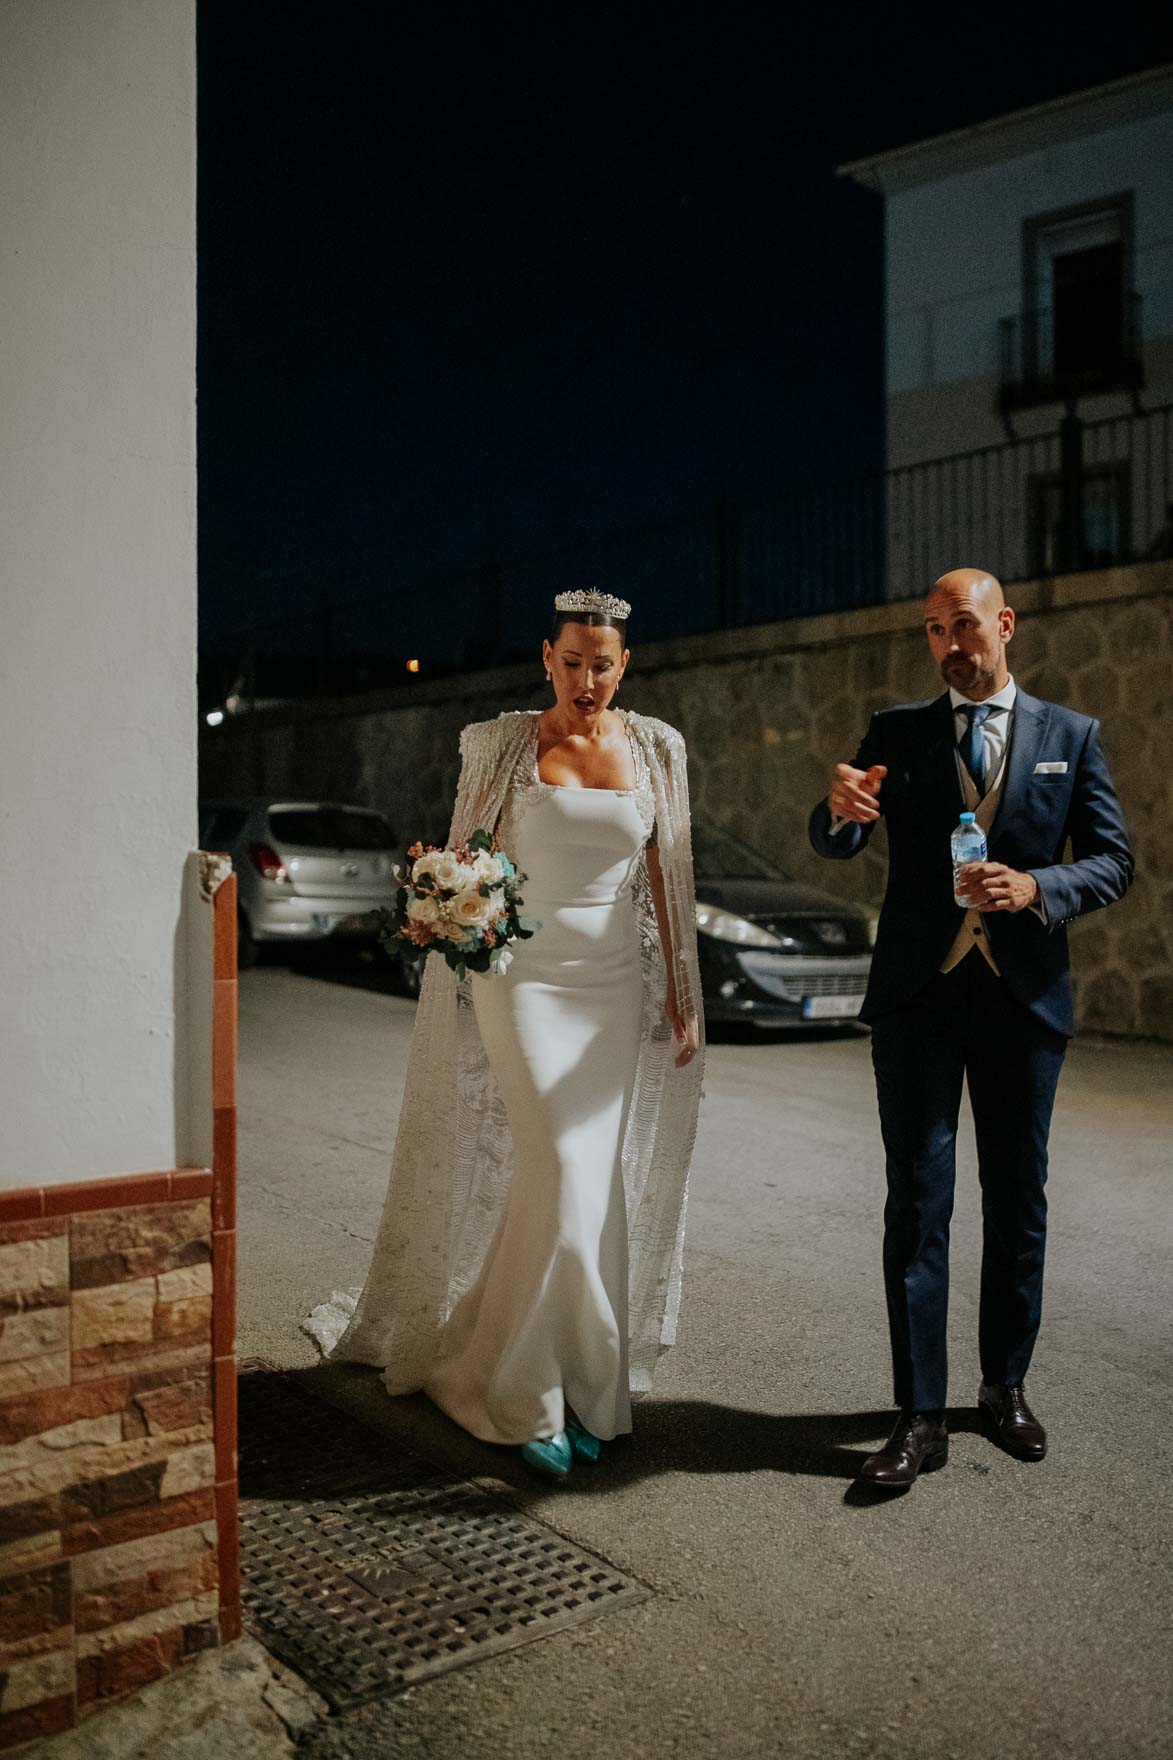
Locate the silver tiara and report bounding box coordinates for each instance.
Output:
[554,588,632,621]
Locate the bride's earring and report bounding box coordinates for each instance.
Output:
[545,668,552,684]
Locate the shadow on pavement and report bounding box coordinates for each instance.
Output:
[283,944,418,999]
[245,1364,988,1513]
[557,1399,986,1501]
[238,1364,425,1503]
[704,1020,866,1046]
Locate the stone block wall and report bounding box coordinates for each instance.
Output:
[624,568,1172,1042]
[199,562,1173,1042]
[0,878,239,1747]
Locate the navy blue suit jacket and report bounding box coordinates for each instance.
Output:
[808,690,1133,1036]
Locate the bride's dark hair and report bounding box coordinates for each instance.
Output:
[551,608,628,644]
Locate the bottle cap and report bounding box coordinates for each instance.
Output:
[959,812,976,823]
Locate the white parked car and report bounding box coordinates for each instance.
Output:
[199,798,399,967]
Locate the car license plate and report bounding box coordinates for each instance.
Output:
[803,994,863,1020]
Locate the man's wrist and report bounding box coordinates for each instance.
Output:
[1025,870,1048,923]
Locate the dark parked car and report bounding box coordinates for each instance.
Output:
[692,815,875,1029]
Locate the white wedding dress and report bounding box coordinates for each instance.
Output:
[422,747,653,1445]
[302,710,704,1429]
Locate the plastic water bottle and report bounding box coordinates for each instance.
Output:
[951,811,988,907]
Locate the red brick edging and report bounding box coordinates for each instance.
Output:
[0,872,239,1745]
[211,872,240,1643]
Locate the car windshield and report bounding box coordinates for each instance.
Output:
[268,807,396,851]
[691,816,790,881]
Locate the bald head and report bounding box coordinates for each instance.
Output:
[926,568,1005,615]
[923,567,1014,701]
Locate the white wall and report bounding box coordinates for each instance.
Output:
[0,1,197,1184]
[885,107,1173,406]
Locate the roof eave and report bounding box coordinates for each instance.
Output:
[837,62,1173,195]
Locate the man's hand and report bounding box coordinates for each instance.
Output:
[828,762,887,825]
[956,862,1040,913]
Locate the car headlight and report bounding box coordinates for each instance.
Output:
[695,905,785,948]
[862,908,880,947]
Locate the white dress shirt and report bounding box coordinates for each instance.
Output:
[950,676,1017,791]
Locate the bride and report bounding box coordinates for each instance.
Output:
[305,588,703,1476]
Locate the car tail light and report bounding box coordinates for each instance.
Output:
[249,842,288,883]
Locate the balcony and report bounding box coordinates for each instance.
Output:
[998,292,1144,414]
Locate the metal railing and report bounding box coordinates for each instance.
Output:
[491,478,887,652]
[203,401,1173,703]
[998,292,1144,413]
[888,401,1171,594]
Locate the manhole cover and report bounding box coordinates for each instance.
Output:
[238,1371,649,1709]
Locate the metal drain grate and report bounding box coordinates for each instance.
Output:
[238,1370,649,1708]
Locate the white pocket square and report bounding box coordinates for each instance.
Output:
[1034,761,1068,774]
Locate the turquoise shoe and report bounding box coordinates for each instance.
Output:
[566,1418,602,1463]
[520,1432,573,1477]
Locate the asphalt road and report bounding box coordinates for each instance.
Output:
[237,956,1173,1760]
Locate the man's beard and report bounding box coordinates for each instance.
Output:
[942,654,996,693]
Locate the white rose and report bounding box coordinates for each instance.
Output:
[470,852,504,887]
[407,893,440,926]
[450,890,494,929]
[428,850,464,891]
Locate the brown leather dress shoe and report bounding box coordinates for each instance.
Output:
[858,1413,949,1489]
[978,1382,1047,1460]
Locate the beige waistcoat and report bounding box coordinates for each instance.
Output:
[940,744,1010,976]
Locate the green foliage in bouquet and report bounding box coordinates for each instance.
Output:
[372,828,540,983]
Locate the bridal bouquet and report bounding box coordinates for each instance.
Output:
[375,829,539,980]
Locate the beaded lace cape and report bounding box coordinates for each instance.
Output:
[303,708,705,1395]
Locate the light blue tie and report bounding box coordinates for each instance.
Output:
[958,704,992,793]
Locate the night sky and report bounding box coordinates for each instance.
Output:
[197,1,1173,687]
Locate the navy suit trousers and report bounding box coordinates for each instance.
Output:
[870,952,1067,1412]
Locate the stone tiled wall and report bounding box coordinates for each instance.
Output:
[198,563,1173,1041]
[0,878,239,1747]
[625,569,1172,1041]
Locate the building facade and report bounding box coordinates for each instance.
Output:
[0,3,240,1745]
[842,65,1173,597]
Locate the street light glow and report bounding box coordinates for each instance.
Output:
[206,709,225,727]
[406,658,421,673]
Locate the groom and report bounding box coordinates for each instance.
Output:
[809,568,1132,1489]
